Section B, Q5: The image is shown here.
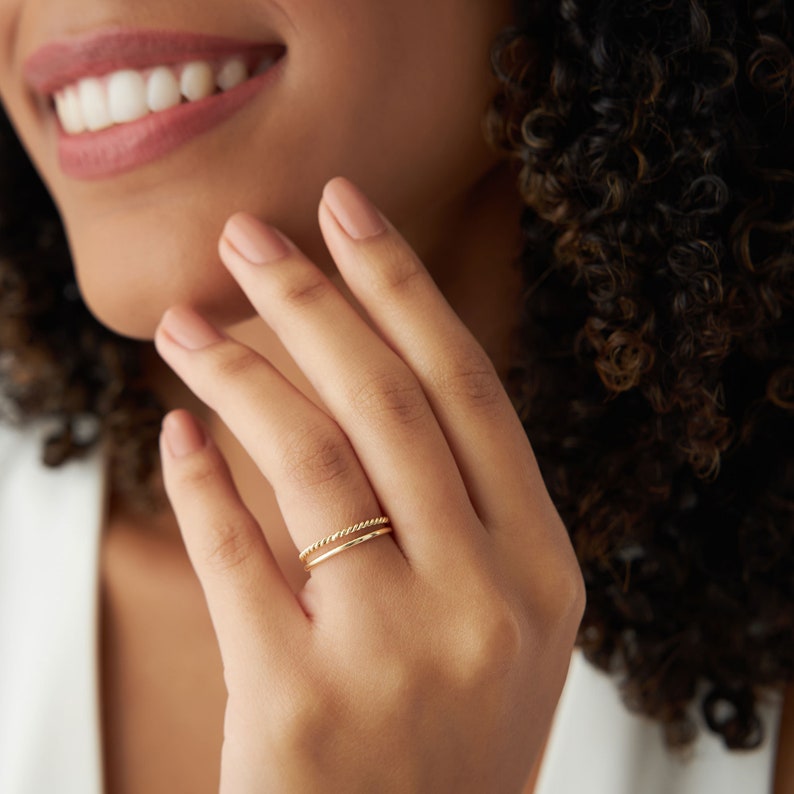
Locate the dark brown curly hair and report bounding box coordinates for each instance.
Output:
[1,0,792,753]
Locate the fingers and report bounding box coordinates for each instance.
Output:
[154,312,405,586]
[159,409,306,675]
[159,177,564,593]
[217,179,559,557]
[217,214,479,566]
[318,180,558,537]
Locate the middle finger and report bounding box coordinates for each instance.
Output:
[218,214,479,567]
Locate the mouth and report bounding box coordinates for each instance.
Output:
[49,51,282,135]
[23,28,286,179]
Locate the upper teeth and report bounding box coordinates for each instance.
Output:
[53,55,272,135]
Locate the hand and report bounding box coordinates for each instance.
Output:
[154,177,585,793]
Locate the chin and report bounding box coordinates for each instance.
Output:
[73,246,256,340]
[61,201,265,339]
[81,274,256,340]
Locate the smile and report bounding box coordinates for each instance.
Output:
[23,28,286,180]
[52,54,278,135]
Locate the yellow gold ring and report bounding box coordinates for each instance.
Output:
[298,516,390,563]
[303,526,393,571]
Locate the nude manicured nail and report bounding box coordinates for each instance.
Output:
[223,213,290,264]
[160,306,222,350]
[322,178,386,240]
[162,411,206,458]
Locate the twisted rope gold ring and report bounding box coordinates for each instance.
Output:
[298,516,390,563]
[302,524,393,571]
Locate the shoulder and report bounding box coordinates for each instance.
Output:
[0,417,105,538]
[0,419,51,497]
[0,418,36,457]
[0,417,106,793]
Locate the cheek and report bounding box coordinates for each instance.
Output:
[290,3,506,217]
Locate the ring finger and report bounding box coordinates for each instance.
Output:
[154,308,407,595]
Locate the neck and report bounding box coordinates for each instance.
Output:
[408,163,525,374]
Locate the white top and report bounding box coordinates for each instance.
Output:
[0,421,783,793]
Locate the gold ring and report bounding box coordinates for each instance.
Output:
[303,526,393,571]
[298,516,390,562]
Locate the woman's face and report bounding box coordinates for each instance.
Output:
[0,0,512,338]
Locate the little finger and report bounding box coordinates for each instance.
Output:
[160,409,306,676]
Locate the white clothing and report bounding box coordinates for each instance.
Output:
[0,421,783,793]
[0,421,104,794]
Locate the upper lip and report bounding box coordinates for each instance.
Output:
[24,27,284,96]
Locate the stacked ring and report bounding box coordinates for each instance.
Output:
[300,516,392,570]
[303,527,393,571]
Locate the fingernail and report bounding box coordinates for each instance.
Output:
[160,306,223,351]
[322,178,386,240]
[162,411,206,457]
[222,213,290,264]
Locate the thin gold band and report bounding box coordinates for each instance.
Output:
[298,516,390,562]
[303,526,393,571]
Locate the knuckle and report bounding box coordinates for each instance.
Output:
[555,558,587,621]
[446,598,525,687]
[279,422,354,491]
[369,239,425,295]
[566,566,588,625]
[212,345,262,382]
[276,268,330,309]
[349,368,428,427]
[363,654,417,719]
[276,685,339,754]
[175,453,218,490]
[534,555,588,629]
[487,604,526,663]
[203,519,259,574]
[430,348,504,411]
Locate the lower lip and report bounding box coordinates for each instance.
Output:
[57,58,284,180]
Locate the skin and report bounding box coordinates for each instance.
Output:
[0,0,791,790]
[155,183,586,790]
[1,0,515,337]
[0,0,587,790]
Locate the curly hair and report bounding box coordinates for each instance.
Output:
[0,0,792,752]
[488,0,794,748]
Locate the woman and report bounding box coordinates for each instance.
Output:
[0,0,791,792]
